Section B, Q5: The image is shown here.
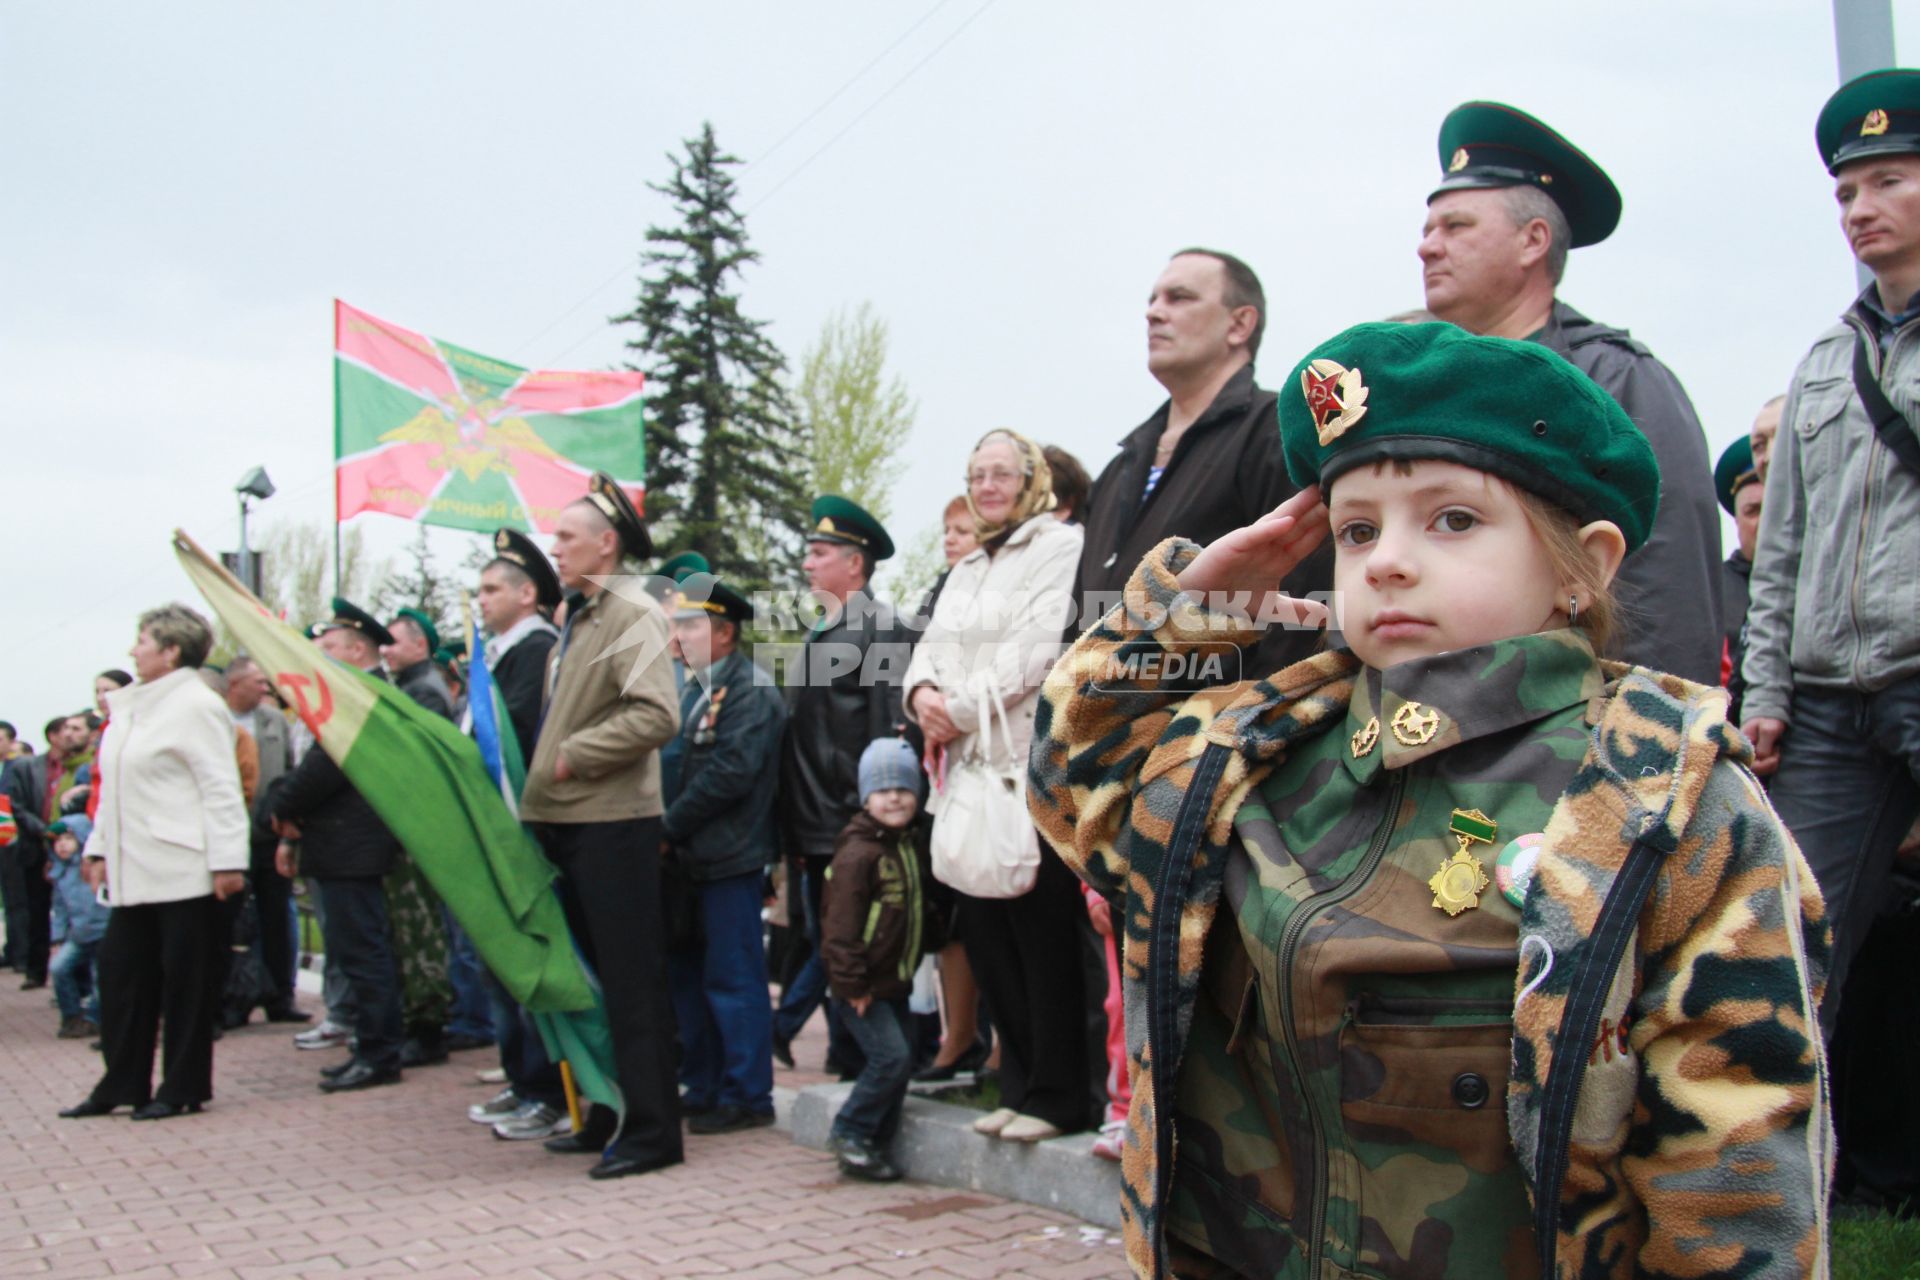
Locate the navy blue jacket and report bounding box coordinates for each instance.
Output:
[662,652,785,882]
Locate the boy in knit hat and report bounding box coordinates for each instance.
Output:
[821,738,931,1182]
[47,815,109,1038]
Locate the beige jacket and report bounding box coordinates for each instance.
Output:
[87,668,251,906]
[520,584,680,823]
[903,513,1082,793]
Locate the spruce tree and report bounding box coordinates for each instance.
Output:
[615,122,808,590]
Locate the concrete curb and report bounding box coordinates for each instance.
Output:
[781,1081,1123,1229]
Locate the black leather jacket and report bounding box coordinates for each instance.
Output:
[779,590,909,859]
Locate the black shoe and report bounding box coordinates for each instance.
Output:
[319,1058,357,1080]
[400,1035,448,1068]
[835,1137,901,1182]
[544,1130,611,1155]
[688,1104,776,1135]
[318,1061,402,1092]
[771,1031,794,1069]
[20,976,46,991]
[445,1031,493,1052]
[265,1006,313,1024]
[131,1100,203,1121]
[680,1098,717,1119]
[58,1097,118,1119]
[587,1151,682,1180]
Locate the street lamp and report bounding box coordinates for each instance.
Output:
[236,466,275,595]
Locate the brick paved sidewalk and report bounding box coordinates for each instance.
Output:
[0,980,1126,1279]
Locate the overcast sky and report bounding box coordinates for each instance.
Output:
[1,1,1904,745]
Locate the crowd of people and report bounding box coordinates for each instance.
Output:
[4,76,1919,1276]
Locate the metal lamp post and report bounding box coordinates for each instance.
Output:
[236,466,276,596]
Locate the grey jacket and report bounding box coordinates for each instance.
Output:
[1534,301,1724,685]
[1743,297,1920,723]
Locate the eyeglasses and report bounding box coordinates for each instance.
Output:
[967,467,1023,488]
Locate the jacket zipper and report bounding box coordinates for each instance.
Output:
[1273,767,1407,1277]
[1844,316,1887,688]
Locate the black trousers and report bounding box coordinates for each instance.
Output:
[958,851,1091,1133]
[250,832,298,1010]
[532,817,683,1166]
[2,844,51,980]
[316,876,404,1069]
[89,895,222,1108]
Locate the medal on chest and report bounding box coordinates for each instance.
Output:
[1429,808,1496,916]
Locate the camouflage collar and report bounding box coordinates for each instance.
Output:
[1342,629,1605,783]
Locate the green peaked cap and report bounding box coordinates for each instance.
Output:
[1817,68,1920,174]
[392,607,440,654]
[1432,101,1622,248]
[806,495,894,561]
[1278,321,1661,552]
[323,597,395,648]
[1714,437,1760,515]
[655,550,712,584]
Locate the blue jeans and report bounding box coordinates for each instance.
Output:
[442,906,494,1042]
[51,937,100,1021]
[772,861,860,1072]
[668,870,774,1114]
[1769,675,1920,1034]
[484,968,564,1109]
[830,996,913,1145]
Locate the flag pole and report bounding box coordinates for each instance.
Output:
[559,1059,584,1134]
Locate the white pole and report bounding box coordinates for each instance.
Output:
[1835,0,1898,289]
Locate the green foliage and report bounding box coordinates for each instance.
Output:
[615,122,809,594]
[798,302,916,523]
[372,526,461,639]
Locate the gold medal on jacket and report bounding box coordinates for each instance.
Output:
[1430,808,1496,915]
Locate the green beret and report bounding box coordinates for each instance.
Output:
[321,597,395,648]
[1278,322,1662,552]
[1817,69,1920,174]
[391,607,440,654]
[1432,101,1621,249]
[806,495,894,561]
[655,550,712,584]
[1714,437,1760,515]
[672,572,753,625]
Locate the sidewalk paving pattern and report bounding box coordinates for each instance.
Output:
[0,982,1125,1278]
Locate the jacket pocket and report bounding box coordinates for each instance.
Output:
[1337,1003,1517,1207]
[147,813,206,852]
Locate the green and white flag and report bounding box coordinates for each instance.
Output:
[174,530,619,1115]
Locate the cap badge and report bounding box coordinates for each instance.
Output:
[1390,701,1440,747]
[1448,147,1470,173]
[494,530,510,552]
[1429,808,1497,916]
[1350,716,1379,758]
[1301,359,1369,446]
[1863,108,1891,137]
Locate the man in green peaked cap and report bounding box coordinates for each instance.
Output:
[1419,101,1723,685]
[1744,67,1920,1036]
[383,606,455,721]
[775,494,910,1074]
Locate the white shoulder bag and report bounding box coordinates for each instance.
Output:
[929,679,1041,899]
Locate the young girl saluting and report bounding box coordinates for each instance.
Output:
[1029,322,1831,1280]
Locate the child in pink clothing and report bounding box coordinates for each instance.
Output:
[1084,883,1129,1161]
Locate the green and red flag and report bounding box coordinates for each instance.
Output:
[334,300,645,535]
[172,529,620,1117]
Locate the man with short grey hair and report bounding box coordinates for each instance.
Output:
[1419,100,1723,683]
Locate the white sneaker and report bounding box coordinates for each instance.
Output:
[476,1067,507,1085]
[972,1106,1018,1136]
[293,1021,350,1050]
[468,1087,522,1124]
[999,1114,1062,1143]
[492,1102,569,1141]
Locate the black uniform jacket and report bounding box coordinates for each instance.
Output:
[1071,363,1332,676]
[779,590,908,860]
[268,670,402,880]
[490,630,557,764]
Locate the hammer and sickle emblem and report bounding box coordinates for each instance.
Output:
[280,671,336,738]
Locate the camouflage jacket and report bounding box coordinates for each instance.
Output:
[1028,538,1833,1280]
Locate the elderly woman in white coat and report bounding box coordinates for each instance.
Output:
[904,429,1087,1143]
[62,604,249,1121]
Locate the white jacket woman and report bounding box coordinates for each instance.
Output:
[902,429,1090,1144]
[64,604,249,1123]
[88,668,249,906]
